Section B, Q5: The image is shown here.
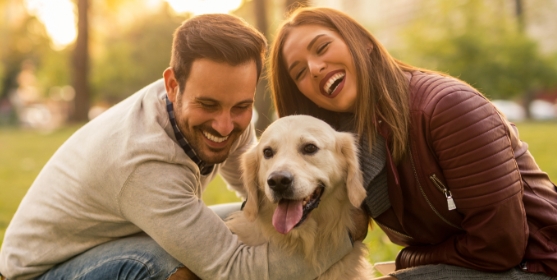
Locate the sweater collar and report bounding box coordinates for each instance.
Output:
[338,113,390,218]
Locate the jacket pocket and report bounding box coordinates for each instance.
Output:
[408,150,461,230]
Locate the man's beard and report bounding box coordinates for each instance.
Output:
[173,94,240,164]
[177,120,232,164]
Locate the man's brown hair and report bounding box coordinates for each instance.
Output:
[170,13,267,92]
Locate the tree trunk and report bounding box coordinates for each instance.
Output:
[253,0,274,136]
[70,0,90,122]
[251,0,312,135]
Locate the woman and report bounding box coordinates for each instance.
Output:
[269,6,557,280]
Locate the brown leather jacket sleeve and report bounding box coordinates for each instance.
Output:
[396,79,528,271]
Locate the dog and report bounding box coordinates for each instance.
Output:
[225,115,373,279]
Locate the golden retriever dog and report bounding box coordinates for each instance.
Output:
[225,115,373,279]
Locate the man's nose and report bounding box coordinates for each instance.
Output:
[212,111,234,136]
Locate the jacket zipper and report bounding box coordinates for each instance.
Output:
[430,174,456,211]
[375,220,414,240]
[408,151,462,230]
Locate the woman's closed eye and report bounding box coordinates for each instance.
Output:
[295,68,306,81]
[316,42,331,54]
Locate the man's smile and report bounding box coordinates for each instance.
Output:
[203,131,229,143]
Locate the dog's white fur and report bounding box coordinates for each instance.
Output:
[225,115,373,279]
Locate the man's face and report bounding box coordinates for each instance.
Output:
[164,58,257,164]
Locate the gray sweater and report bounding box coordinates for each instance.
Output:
[0,79,350,279]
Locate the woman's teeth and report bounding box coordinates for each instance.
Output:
[203,131,228,143]
[324,72,345,95]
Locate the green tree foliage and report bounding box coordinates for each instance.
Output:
[392,0,557,99]
[0,12,66,100]
[90,4,186,103]
[35,49,72,94]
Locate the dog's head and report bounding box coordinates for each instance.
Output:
[241,115,365,234]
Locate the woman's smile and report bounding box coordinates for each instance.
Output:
[319,70,346,97]
[282,24,358,113]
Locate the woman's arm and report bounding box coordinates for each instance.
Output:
[397,81,528,271]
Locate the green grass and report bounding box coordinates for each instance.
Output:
[0,125,84,242]
[512,122,557,179]
[1,121,557,267]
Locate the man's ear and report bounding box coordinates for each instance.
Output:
[163,67,179,102]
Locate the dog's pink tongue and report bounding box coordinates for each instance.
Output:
[272,199,303,234]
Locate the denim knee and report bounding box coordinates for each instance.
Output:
[37,232,183,280]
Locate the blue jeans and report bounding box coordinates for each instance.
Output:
[36,203,242,280]
[36,232,183,280]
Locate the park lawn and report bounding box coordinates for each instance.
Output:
[1,121,556,265]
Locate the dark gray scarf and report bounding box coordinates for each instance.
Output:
[338,114,390,218]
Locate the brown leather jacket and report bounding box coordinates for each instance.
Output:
[374,71,557,276]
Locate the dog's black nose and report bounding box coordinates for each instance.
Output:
[267,171,293,193]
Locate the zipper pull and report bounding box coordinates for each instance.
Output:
[445,191,456,211]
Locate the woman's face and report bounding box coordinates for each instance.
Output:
[282,24,358,113]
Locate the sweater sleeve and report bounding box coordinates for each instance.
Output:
[396,81,528,271]
[118,161,352,280]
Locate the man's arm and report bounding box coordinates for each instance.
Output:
[118,161,352,280]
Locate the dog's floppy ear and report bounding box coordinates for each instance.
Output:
[241,144,260,221]
[337,132,366,207]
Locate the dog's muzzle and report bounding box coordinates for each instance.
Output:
[268,171,324,234]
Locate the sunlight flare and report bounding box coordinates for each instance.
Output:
[25,0,77,50]
[165,0,243,15]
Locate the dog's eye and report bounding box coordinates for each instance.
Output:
[302,144,318,155]
[263,148,274,159]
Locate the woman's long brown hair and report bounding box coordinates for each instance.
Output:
[269,7,417,162]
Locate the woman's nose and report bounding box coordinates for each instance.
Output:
[309,59,326,78]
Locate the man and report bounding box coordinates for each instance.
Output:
[0,14,354,280]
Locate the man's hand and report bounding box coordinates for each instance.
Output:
[351,208,370,241]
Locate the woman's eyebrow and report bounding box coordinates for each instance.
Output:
[306,34,326,51]
[287,34,326,73]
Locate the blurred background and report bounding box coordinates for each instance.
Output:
[1,0,557,269]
